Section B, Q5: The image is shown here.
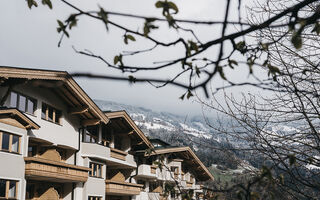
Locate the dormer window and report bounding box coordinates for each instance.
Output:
[41,103,62,125]
[10,91,37,115]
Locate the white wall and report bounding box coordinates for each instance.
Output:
[4,84,81,150]
[82,157,106,200]
[0,122,28,200]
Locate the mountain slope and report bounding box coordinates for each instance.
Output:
[95,99,241,169]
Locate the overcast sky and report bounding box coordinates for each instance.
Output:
[0,0,265,116]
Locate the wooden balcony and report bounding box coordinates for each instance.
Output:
[24,157,90,182]
[105,180,143,196]
[110,148,127,161]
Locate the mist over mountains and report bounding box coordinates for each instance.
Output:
[96,99,319,178]
[95,99,243,169]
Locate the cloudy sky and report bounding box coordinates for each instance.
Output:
[0,0,264,116]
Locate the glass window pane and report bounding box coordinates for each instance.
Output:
[48,107,53,121]
[2,133,10,150]
[93,164,97,176]
[28,146,33,157]
[98,165,102,177]
[18,95,26,112]
[27,99,35,114]
[12,135,19,153]
[0,180,5,197]
[41,104,46,119]
[8,181,16,198]
[89,163,92,176]
[85,133,91,143]
[10,92,17,108]
[55,110,62,124]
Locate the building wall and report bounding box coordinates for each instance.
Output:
[0,76,209,200]
[0,122,28,200]
[83,157,106,200]
[3,84,81,151]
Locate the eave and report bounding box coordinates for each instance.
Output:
[0,108,40,129]
[147,146,214,181]
[0,66,109,125]
[105,110,153,149]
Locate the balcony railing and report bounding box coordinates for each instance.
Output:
[110,148,127,161]
[137,164,157,179]
[105,180,143,196]
[24,157,90,182]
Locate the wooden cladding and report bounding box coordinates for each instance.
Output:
[110,148,127,161]
[105,180,143,196]
[24,157,90,182]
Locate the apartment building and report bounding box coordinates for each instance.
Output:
[0,66,213,200]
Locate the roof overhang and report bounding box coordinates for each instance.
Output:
[105,111,153,149]
[0,108,40,129]
[147,146,214,181]
[0,66,109,125]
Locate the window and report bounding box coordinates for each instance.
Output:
[171,166,179,174]
[89,162,102,178]
[10,91,37,114]
[41,103,62,124]
[114,135,122,150]
[11,135,19,153]
[88,196,102,200]
[82,126,99,144]
[0,179,18,199]
[0,132,21,154]
[28,146,37,157]
[1,133,9,151]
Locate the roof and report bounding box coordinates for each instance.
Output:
[0,108,40,129]
[0,66,109,125]
[147,146,214,181]
[104,110,153,149]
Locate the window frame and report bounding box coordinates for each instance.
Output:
[89,162,102,178]
[9,91,37,115]
[0,179,18,199]
[0,131,21,154]
[41,103,62,125]
[88,196,102,200]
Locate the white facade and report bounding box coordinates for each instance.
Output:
[0,67,212,200]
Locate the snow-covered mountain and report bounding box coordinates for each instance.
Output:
[95,99,214,140]
[95,99,241,169]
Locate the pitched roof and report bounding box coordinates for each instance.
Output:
[104,110,153,149]
[0,108,40,129]
[0,66,109,124]
[147,146,214,181]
